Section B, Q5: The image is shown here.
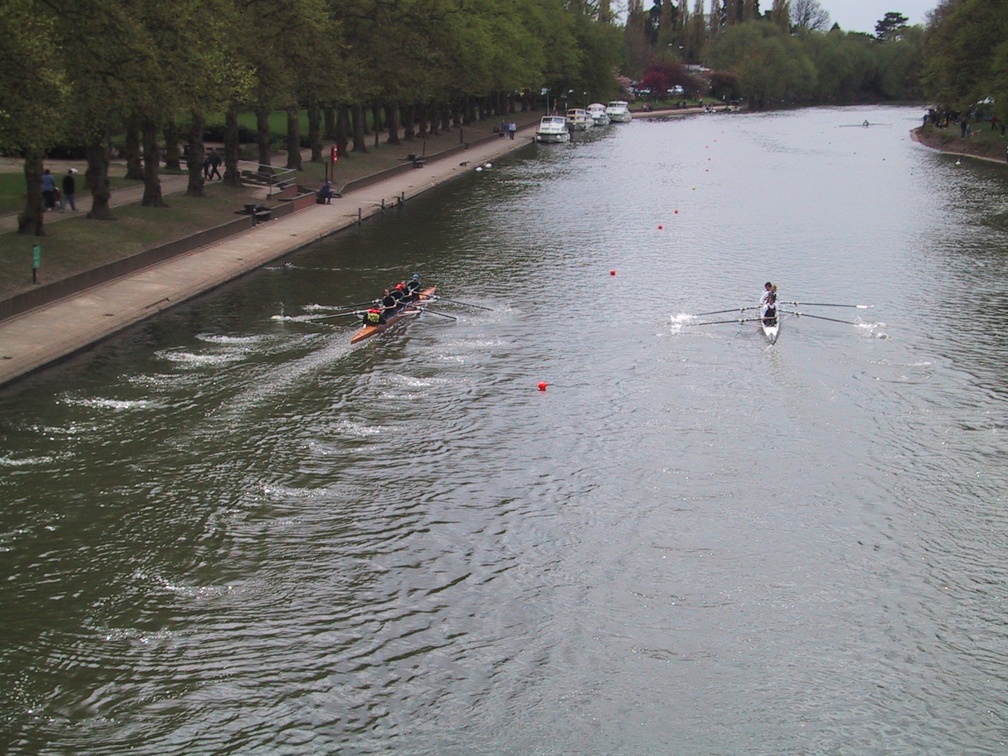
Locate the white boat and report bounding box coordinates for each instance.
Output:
[760,302,780,344]
[586,103,610,126]
[566,108,593,131]
[535,116,570,143]
[605,100,632,123]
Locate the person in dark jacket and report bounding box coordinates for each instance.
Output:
[60,169,77,212]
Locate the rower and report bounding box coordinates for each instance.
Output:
[405,273,421,300]
[361,306,385,326]
[762,287,777,325]
[380,288,397,319]
[760,281,773,307]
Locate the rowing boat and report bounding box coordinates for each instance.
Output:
[349,286,436,344]
[760,304,780,344]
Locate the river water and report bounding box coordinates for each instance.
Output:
[1,106,1007,754]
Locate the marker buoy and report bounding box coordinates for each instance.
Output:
[674,209,679,214]
[610,269,616,276]
[658,224,663,230]
[538,381,547,392]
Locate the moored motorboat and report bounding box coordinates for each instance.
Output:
[605,100,632,123]
[566,108,593,131]
[350,286,437,344]
[535,115,571,143]
[586,103,611,126]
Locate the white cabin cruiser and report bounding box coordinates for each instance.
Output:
[605,100,632,123]
[566,108,593,131]
[586,103,611,126]
[535,115,570,143]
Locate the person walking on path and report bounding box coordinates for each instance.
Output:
[60,169,77,212]
[42,169,57,211]
[208,148,222,181]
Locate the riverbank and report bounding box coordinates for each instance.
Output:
[912,122,1008,165]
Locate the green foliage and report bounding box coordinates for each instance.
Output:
[706,22,817,108]
[922,0,1008,119]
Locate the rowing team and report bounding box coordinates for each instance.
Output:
[760,281,778,325]
[361,274,424,325]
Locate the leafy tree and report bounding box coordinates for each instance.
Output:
[922,0,1008,119]
[876,11,909,41]
[705,21,817,108]
[0,0,69,235]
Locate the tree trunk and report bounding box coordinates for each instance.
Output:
[308,96,322,162]
[163,119,182,170]
[186,111,206,197]
[323,106,336,140]
[224,104,241,186]
[141,119,165,207]
[124,116,143,180]
[335,105,349,157]
[285,106,302,170]
[385,103,400,145]
[402,104,415,141]
[351,103,366,153]
[17,152,44,235]
[256,105,271,168]
[85,134,114,220]
[371,104,382,147]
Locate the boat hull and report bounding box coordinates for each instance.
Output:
[760,309,779,344]
[350,287,437,344]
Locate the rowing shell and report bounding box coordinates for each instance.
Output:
[760,306,780,344]
[349,287,437,344]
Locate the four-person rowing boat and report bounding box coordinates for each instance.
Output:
[349,286,437,344]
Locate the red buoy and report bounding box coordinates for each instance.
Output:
[610,269,616,276]
[538,381,547,392]
[658,224,663,230]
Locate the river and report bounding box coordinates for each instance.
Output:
[1,105,1006,754]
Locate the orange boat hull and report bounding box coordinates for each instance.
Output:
[349,287,437,344]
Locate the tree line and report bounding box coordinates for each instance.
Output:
[1,0,932,239]
[0,0,623,236]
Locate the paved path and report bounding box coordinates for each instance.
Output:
[0,171,195,232]
[0,128,538,388]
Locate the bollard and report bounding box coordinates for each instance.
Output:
[32,244,40,284]
[357,208,362,226]
[381,198,385,212]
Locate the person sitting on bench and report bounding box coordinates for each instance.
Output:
[317,180,335,204]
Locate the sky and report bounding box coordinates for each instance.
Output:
[823,0,938,34]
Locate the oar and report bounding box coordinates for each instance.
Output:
[407,305,457,320]
[779,309,862,325]
[431,295,493,311]
[681,316,764,326]
[315,310,372,320]
[781,301,873,309]
[690,306,760,317]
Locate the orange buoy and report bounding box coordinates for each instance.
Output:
[538,381,547,392]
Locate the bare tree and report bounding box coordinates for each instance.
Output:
[791,0,830,32]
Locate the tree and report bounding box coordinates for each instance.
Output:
[876,11,909,41]
[922,0,1008,119]
[791,0,830,32]
[0,0,69,235]
[706,21,817,107]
